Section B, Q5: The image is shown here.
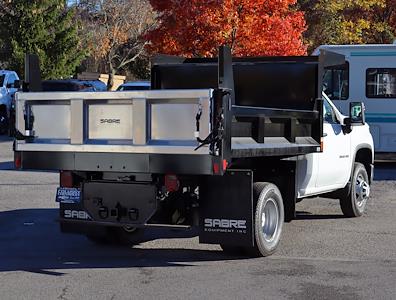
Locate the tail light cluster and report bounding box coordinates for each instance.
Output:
[60,171,74,188]
[164,174,180,192]
[14,152,21,169]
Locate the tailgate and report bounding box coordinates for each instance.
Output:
[14,89,215,174]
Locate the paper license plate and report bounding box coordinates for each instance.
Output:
[56,187,81,203]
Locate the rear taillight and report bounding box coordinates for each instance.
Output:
[164,174,180,192]
[60,171,73,188]
[14,152,21,169]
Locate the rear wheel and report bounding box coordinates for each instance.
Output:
[113,225,144,246]
[85,226,117,245]
[340,162,370,217]
[220,244,244,256]
[86,225,144,246]
[244,182,284,257]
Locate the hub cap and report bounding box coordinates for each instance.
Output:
[261,198,279,242]
[355,173,370,208]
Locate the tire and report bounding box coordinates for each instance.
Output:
[86,225,143,246]
[113,225,144,246]
[85,226,118,245]
[244,182,284,257]
[340,162,370,217]
[220,244,244,256]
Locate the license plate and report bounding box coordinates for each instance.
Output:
[56,187,81,203]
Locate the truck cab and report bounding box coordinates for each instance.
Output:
[297,94,374,205]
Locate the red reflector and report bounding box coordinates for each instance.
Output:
[165,174,180,192]
[14,153,21,169]
[222,159,228,171]
[213,163,220,174]
[60,171,73,188]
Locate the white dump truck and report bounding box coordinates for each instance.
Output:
[13,47,374,256]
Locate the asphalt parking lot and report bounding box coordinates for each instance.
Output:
[0,136,395,299]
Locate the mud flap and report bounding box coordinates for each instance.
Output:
[83,181,157,225]
[199,170,254,247]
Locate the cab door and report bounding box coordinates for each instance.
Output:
[315,99,351,188]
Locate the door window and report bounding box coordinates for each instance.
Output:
[6,73,17,87]
[366,68,396,98]
[323,63,349,100]
[323,100,338,124]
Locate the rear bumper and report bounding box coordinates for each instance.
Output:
[17,151,216,175]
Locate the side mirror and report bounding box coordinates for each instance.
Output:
[349,102,365,125]
[13,80,20,89]
[6,80,20,89]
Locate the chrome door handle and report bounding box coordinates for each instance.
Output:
[323,133,328,137]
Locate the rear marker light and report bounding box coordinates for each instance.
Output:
[222,159,228,171]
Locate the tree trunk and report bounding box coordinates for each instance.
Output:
[107,69,115,91]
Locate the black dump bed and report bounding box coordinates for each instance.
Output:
[151,52,323,161]
[152,56,318,111]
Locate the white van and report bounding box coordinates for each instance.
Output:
[313,44,396,160]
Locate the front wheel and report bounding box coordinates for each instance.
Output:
[244,182,284,257]
[340,162,370,217]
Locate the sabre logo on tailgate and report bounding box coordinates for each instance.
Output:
[64,210,91,220]
[100,118,121,124]
[204,218,247,234]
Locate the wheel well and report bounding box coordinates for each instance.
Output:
[355,148,373,183]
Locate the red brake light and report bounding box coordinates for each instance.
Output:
[14,152,21,169]
[60,171,73,188]
[165,174,180,192]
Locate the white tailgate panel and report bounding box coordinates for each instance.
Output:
[88,104,133,140]
[32,105,70,139]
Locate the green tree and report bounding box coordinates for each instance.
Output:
[298,0,395,52]
[0,0,86,79]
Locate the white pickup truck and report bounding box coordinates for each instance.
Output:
[0,70,19,133]
[13,47,374,257]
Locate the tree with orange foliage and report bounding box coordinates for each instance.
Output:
[146,0,307,57]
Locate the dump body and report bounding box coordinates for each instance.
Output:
[14,54,323,174]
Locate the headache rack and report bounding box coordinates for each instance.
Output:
[14,46,324,175]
